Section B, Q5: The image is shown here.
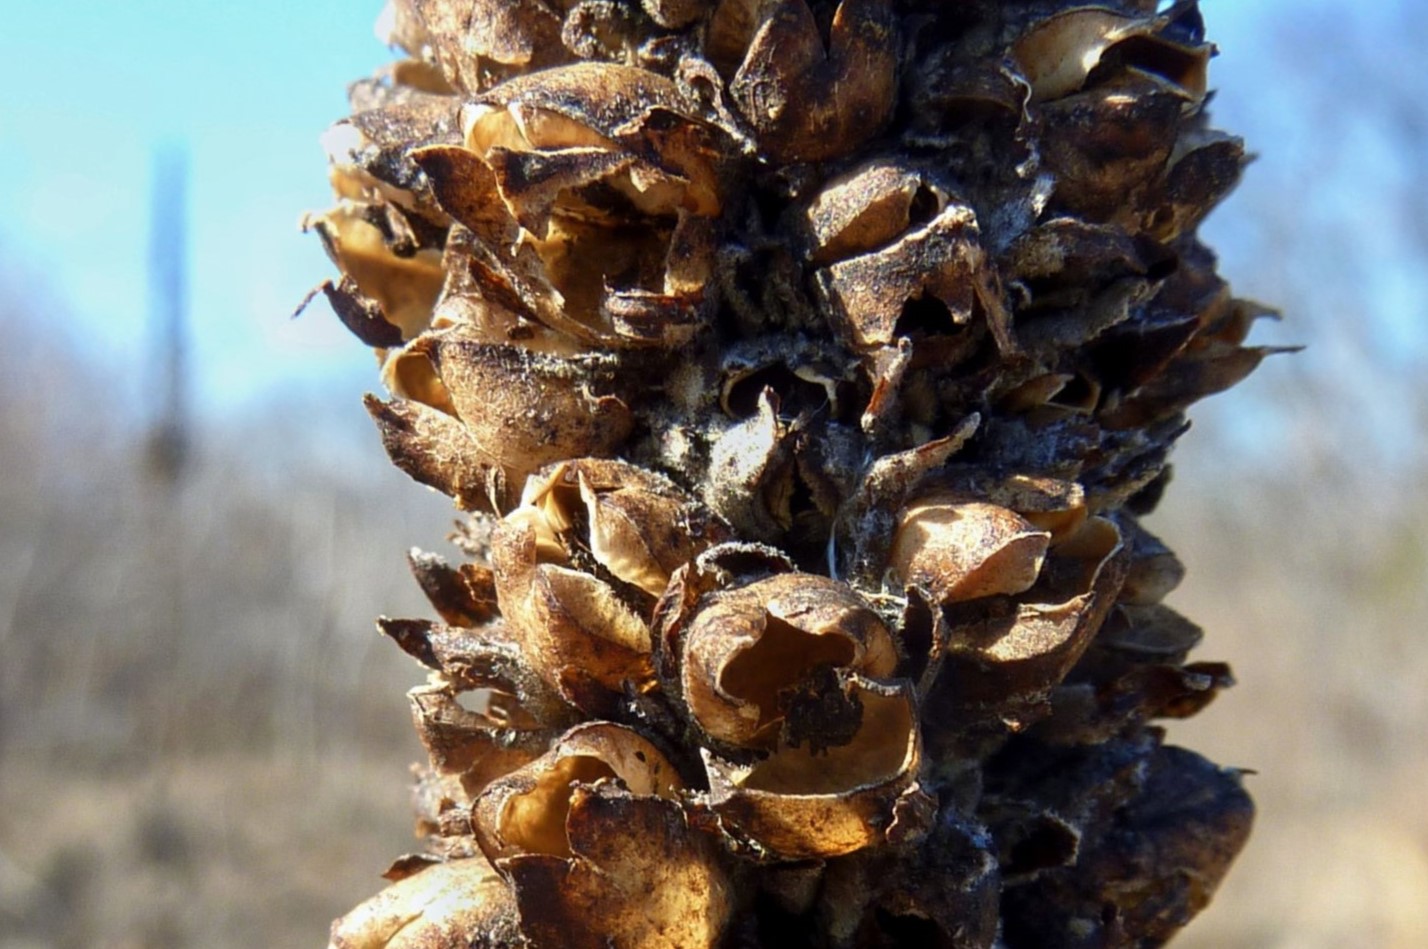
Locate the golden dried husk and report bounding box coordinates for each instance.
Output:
[308,0,1271,944]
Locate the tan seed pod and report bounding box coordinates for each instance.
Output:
[328,856,520,949]
[1011,6,1212,104]
[490,460,729,712]
[472,721,682,862]
[473,723,733,949]
[363,394,507,513]
[890,496,1051,605]
[395,330,634,491]
[508,458,732,597]
[802,158,949,267]
[303,202,445,340]
[678,573,897,749]
[701,675,923,859]
[462,63,720,215]
[492,517,656,714]
[813,189,1011,353]
[941,516,1127,717]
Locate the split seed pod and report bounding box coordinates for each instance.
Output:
[328,856,519,949]
[493,459,729,713]
[473,723,733,949]
[383,329,634,495]
[702,675,925,860]
[937,516,1128,725]
[890,496,1051,605]
[677,572,898,750]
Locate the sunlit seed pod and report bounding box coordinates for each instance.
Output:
[328,856,520,949]
[512,458,733,597]
[303,202,445,340]
[473,723,733,949]
[490,460,730,713]
[890,495,1051,605]
[472,721,681,862]
[812,190,1010,353]
[701,675,923,859]
[363,394,507,513]
[418,332,634,490]
[462,63,721,216]
[406,679,553,792]
[1011,6,1212,105]
[678,572,897,750]
[492,516,656,715]
[936,517,1127,727]
[802,158,950,267]
[320,91,460,223]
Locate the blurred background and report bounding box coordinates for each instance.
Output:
[1,2,1424,946]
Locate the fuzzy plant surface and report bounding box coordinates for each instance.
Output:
[303,1,1275,946]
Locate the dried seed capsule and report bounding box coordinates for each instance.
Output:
[890,496,1051,605]
[492,459,729,714]
[933,516,1128,731]
[473,723,733,949]
[386,330,635,493]
[303,202,445,340]
[328,856,520,948]
[701,675,923,859]
[808,160,1011,354]
[677,573,897,750]
[1011,7,1212,104]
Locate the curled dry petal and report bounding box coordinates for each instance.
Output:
[490,460,728,713]
[890,496,1051,604]
[939,471,1089,546]
[837,413,980,586]
[702,676,921,859]
[814,191,1012,354]
[474,723,732,949]
[407,680,552,788]
[462,63,720,216]
[363,394,508,513]
[726,0,898,162]
[492,516,656,715]
[384,0,569,93]
[321,91,460,222]
[407,331,635,489]
[303,203,445,340]
[511,459,731,597]
[328,856,520,949]
[406,549,500,628]
[679,573,897,749]
[1012,6,1212,104]
[802,159,949,267]
[408,63,723,349]
[940,516,1128,717]
[473,722,681,863]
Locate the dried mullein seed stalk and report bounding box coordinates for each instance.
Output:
[309,1,1271,945]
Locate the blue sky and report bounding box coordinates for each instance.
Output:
[1,2,1422,469]
[0,1,390,418]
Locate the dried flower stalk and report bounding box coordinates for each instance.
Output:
[306,1,1272,945]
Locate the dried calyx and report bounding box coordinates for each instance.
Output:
[313,1,1266,946]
